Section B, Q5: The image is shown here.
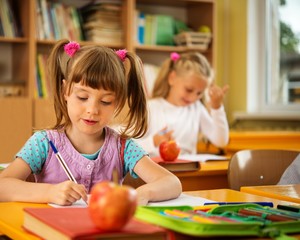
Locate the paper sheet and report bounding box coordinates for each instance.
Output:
[49,197,90,208]
[178,154,229,162]
[148,193,215,206]
[0,163,10,169]
[49,193,215,208]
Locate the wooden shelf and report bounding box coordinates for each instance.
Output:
[0,37,28,43]
[0,0,216,162]
[135,44,211,52]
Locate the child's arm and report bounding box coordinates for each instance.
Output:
[0,158,87,205]
[153,127,174,147]
[133,156,182,205]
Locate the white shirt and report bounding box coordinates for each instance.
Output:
[135,98,229,157]
[278,154,300,185]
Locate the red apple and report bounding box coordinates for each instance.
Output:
[88,181,137,231]
[159,140,181,161]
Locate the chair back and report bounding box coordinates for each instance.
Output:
[228,149,300,190]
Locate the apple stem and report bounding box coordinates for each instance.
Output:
[112,168,118,184]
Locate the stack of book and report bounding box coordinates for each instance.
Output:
[81,1,123,45]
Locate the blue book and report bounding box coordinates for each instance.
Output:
[137,11,145,44]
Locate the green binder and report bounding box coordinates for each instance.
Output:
[153,15,175,46]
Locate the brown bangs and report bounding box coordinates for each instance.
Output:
[68,47,127,99]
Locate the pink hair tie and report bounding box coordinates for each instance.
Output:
[64,41,80,57]
[170,52,180,61]
[115,49,127,62]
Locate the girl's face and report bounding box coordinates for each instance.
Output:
[64,82,116,138]
[166,71,207,106]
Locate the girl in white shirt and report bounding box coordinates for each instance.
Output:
[136,52,230,157]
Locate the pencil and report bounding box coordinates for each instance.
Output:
[204,202,274,207]
[238,208,297,222]
[49,140,77,183]
[49,140,88,205]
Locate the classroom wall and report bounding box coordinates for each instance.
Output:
[215,0,247,124]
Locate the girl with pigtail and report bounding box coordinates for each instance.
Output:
[0,39,181,206]
[135,51,230,157]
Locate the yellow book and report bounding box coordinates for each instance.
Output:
[37,53,49,98]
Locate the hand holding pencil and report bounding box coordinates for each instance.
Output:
[49,140,88,206]
[47,181,88,206]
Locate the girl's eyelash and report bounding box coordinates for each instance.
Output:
[77,96,87,101]
[76,95,113,105]
[101,101,112,105]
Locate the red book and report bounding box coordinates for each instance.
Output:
[151,156,200,172]
[23,208,169,240]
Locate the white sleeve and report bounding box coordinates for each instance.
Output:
[134,100,161,157]
[278,154,300,185]
[200,105,229,147]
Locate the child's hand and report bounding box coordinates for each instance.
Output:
[153,127,174,147]
[208,84,229,109]
[47,180,88,206]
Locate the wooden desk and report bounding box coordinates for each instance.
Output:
[0,202,49,240]
[241,184,300,204]
[175,160,229,191]
[124,160,229,191]
[0,189,298,240]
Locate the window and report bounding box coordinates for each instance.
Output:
[247,0,300,116]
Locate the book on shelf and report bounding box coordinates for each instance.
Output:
[144,14,154,45]
[0,0,22,37]
[35,53,51,98]
[137,12,175,46]
[23,207,169,240]
[152,15,175,46]
[136,10,145,44]
[40,0,54,39]
[35,0,84,41]
[151,156,200,172]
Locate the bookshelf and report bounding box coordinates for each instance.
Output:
[0,0,215,162]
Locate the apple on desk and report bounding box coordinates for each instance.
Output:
[159,140,181,161]
[88,181,137,231]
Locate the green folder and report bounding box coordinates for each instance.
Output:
[135,204,300,239]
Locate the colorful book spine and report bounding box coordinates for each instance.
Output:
[137,11,145,44]
[40,0,53,39]
[144,14,154,45]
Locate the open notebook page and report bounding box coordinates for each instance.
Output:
[178,154,229,162]
[49,193,215,208]
[148,193,215,206]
